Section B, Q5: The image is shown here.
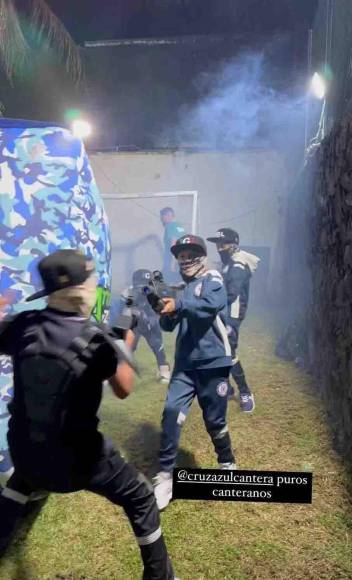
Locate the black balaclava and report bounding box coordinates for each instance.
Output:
[219,244,237,266]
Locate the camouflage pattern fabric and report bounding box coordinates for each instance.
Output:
[0,119,111,486]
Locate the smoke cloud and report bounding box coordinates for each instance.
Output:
[164,51,307,160]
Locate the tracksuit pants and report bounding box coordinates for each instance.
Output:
[227,319,251,396]
[159,367,235,472]
[0,439,174,580]
[133,320,168,367]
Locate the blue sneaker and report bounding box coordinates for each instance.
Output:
[240,394,255,413]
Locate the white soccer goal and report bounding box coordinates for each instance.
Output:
[101,191,198,294]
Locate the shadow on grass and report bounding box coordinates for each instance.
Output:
[1,496,48,580]
[122,421,199,479]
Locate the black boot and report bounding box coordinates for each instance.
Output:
[140,535,175,580]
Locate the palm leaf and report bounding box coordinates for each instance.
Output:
[29,0,82,84]
[0,0,29,81]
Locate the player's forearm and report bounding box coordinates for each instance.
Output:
[108,362,135,399]
[108,329,135,399]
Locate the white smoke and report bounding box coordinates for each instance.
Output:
[165,51,307,156]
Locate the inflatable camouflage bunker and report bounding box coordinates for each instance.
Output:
[0,118,111,487]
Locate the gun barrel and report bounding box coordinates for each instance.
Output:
[143,286,165,313]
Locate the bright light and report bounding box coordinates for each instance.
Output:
[71,119,92,139]
[311,73,326,100]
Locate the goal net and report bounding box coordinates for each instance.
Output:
[102,191,198,296]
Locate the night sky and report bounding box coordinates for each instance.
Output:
[0,0,320,147]
[46,0,319,44]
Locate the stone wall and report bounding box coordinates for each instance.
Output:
[309,116,352,460]
[280,116,352,461]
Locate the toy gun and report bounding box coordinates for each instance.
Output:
[150,270,185,298]
[143,270,185,313]
[99,322,139,374]
[113,294,139,336]
[143,286,166,313]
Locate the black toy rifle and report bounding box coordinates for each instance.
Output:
[143,270,185,313]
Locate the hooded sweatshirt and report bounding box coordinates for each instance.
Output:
[222,249,260,323]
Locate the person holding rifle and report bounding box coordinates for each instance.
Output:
[149,235,237,511]
[0,249,176,580]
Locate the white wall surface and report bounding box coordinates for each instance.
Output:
[89,149,288,293]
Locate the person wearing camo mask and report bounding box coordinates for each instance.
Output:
[0,249,176,579]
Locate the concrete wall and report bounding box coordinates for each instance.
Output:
[89,149,288,292]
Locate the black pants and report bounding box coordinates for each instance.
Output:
[227,319,251,396]
[159,367,235,472]
[0,439,174,580]
[133,319,167,367]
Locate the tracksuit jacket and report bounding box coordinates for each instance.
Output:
[160,269,232,370]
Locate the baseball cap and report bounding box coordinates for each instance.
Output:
[207,228,239,245]
[26,249,95,302]
[171,234,207,258]
[132,269,152,286]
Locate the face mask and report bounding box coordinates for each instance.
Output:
[48,273,98,317]
[178,255,207,280]
[218,244,236,265]
[219,251,232,265]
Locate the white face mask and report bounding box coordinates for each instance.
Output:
[47,273,98,317]
[178,254,207,280]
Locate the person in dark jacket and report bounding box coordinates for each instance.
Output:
[152,235,236,511]
[0,249,175,580]
[207,228,260,413]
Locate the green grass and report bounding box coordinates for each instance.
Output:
[0,313,351,579]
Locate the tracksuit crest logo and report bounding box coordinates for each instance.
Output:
[216,382,228,397]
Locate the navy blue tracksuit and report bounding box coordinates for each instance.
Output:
[222,252,255,395]
[159,270,235,471]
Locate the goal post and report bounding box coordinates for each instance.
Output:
[101,190,199,295]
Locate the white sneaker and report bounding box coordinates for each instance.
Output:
[158,365,171,384]
[153,471,173,510]
[219,462,237,470]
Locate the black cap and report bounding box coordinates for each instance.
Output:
[171,234,207,258]
[207,228,239,245]
[26,249,95,302]
[132,269,152,286]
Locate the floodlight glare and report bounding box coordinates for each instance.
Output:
[311,73,326,100]
[71,119,92,139]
